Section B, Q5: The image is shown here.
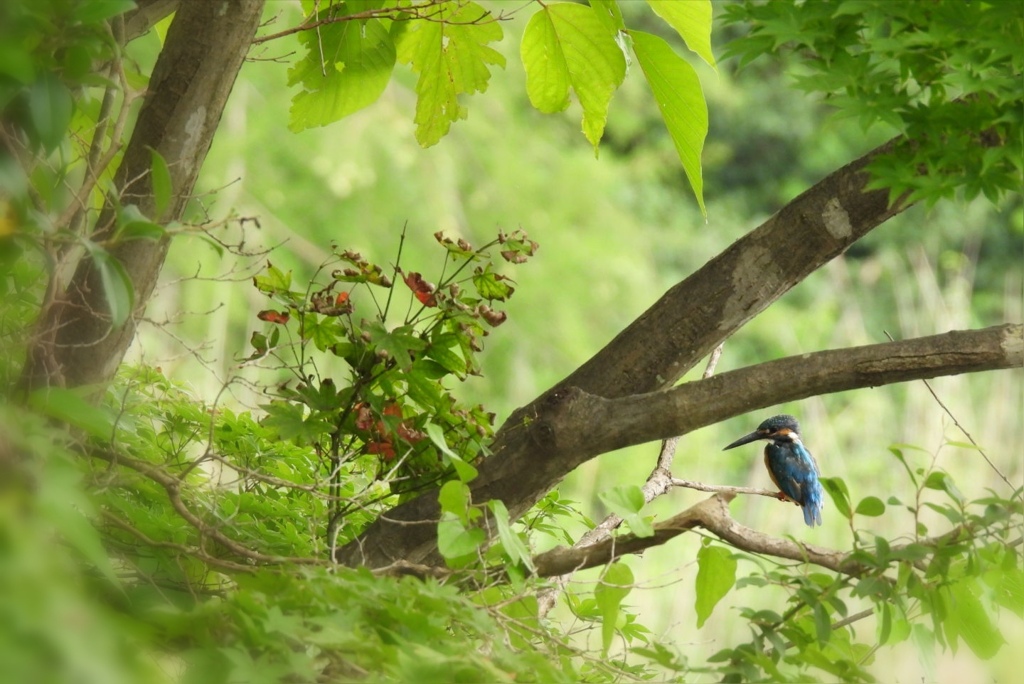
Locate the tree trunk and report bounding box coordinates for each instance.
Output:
[20,0,265,392]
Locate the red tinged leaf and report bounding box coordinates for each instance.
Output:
[403,271,437,307]
[257,309,290,324]
[367,440,396,460]
[336,291,349,306]
[354,403,374,430]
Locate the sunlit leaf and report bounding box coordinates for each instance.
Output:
[521,2,626,150]
[629,30,707,216]
[288,19,397,131]
[645,0,716,69]
[394,1,505,146]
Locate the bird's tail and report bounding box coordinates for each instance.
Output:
[803,486,824,527]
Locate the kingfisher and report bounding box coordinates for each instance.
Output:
[723,414,824,527]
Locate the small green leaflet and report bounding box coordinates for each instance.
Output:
[645,0,716,70]
[394,1,505,147]
[629,30,708,216]
[147,148,173,217]
[288,19,397,132]
[695,542,736,628]
[489,499,535,572]
[598,484,654,537]
[521,2,626,151]
[426,422,478,482]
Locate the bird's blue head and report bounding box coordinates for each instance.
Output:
[723,414,802,450]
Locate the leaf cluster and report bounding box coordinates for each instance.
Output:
[722,0,1024,206]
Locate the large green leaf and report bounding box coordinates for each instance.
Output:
[629,30,707,216]
[595,562,633,655]
[521,2,626,150]
[694,542,736,628]
[288,18,397,132]
[394,1,505,147]
[645,0,716,69]
[944,581,1005,660]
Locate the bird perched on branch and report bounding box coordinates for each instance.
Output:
[724,414,824,527]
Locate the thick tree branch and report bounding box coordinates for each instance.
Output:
[337,323,1022,567]
[580,324,1023,456]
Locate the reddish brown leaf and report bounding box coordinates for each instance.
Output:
[367,440,396,460]
[257,309,290,324]
[403,271,437,307]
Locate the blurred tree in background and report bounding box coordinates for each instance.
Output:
[1,1,1021,682]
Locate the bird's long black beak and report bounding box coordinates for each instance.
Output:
[723,431,763,450]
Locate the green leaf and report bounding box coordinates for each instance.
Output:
[924,471,965,503]
[28,387,116,440]
[425,337,467,376]
[117,204,166,242]
[437,512,486,561]
[645,0,716,69]
[628,30,707,216]
[29,75,73,151]
[821,476,852,518]
[471,265,514,301]
[588,0,625,33]
[366,321,427,370]
[72,0,137,24]
[812,602,831,645]
[521,2,626,150]
[598,484,644,515]
[945,582,1005,660]
[406,361,443,409]
[598,484,654,537]
[148,147,172,217]
[253,262,292,293]
[394,1,505,146]
[426,422,478,482]
[595,562,633,655]
[855,495,886,517]
[438,480,471,522]
[84,242,134,327]
[288,19,397,132]
[695,542,736,628]
[489,499,535,571]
